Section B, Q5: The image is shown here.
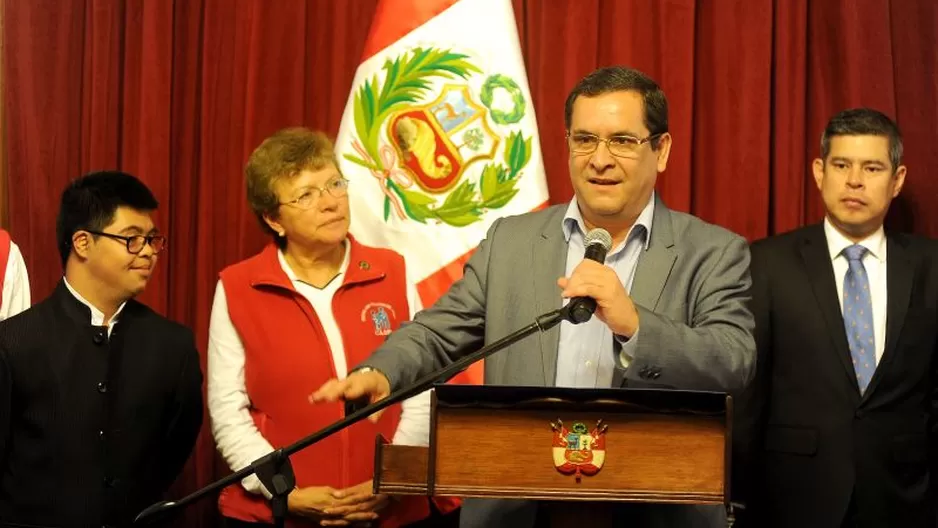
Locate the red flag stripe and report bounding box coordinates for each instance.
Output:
[360,0,461,62]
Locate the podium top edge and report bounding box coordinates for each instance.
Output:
[432,385,729,415]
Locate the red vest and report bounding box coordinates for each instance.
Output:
[0,230,11,308]
[217,239,433,526]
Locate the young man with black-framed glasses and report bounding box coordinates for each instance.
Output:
[0,170,203,528]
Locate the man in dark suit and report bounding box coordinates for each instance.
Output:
[734,109,938,527]
[0,171,203,528]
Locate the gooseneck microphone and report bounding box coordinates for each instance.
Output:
[565,228,613,324]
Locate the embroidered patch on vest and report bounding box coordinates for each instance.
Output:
[361,302,397,336]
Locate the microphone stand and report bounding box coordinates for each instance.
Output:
[135,306,573,527]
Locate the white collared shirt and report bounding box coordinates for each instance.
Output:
[207,242,427,498]
[556,192,655,386]
[824,217,888,365]
[0,242,30,320]
[63,277,126,336]
[277,244,353,380]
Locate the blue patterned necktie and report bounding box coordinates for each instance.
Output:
[842,244,875,393]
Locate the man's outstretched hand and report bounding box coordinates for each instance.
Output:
[311,370,392,423]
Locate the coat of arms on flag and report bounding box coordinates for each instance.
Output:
[551,419,609,482]
[343,48,533,227]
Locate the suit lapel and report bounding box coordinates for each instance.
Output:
[863,235,914,400]
[533,211,567,386]
[799,225,859,392]
[631,197,676,311]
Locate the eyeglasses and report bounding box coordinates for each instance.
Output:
[279,176,350,210]
[566,132,664,158]
[85,230,167,254]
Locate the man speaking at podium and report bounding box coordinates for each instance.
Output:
[315,66,756,528]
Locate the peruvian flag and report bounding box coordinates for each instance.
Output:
[335,0,549,385]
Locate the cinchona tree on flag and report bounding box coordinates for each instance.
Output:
[335,0,549,384]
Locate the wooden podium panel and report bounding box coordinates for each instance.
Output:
[375,385,731,507]
[432,408,724,502]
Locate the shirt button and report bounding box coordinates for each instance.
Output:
[585,360,593,368]
[92,331,106,345]
[98,430,106,440]
[97,382,108,394]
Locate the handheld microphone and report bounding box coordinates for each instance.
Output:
[565,228,613,324]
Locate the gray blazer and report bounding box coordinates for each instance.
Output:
[365,197,756,527]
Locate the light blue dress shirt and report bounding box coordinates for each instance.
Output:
[554,193,655,388]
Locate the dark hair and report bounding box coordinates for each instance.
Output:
[56,171,159,266]
[564,66,669,148]
[820,108,903,171]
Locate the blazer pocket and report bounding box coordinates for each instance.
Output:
[892,433,927,464]
[764,425,818,455]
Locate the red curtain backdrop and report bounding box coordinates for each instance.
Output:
[4,1,937,526]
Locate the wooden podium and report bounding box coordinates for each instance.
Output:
[374,385,734,527]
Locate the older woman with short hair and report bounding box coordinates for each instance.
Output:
[208,127,440,527]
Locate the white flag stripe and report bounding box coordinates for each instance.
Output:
[336,0,549,286]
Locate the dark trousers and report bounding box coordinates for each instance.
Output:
[406,501,460,528]
[840,495,859,528]
[222,518,273,528]
[221,504,460,528]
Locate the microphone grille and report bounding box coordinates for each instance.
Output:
[584,228,613,251]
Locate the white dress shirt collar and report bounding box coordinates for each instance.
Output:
[63,277,127,327]
[823,216,886,263]
[276,240,351,287]
[562,191,655,252]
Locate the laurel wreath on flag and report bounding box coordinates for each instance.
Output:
[342,47,533,227]
[480,74,526,125]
